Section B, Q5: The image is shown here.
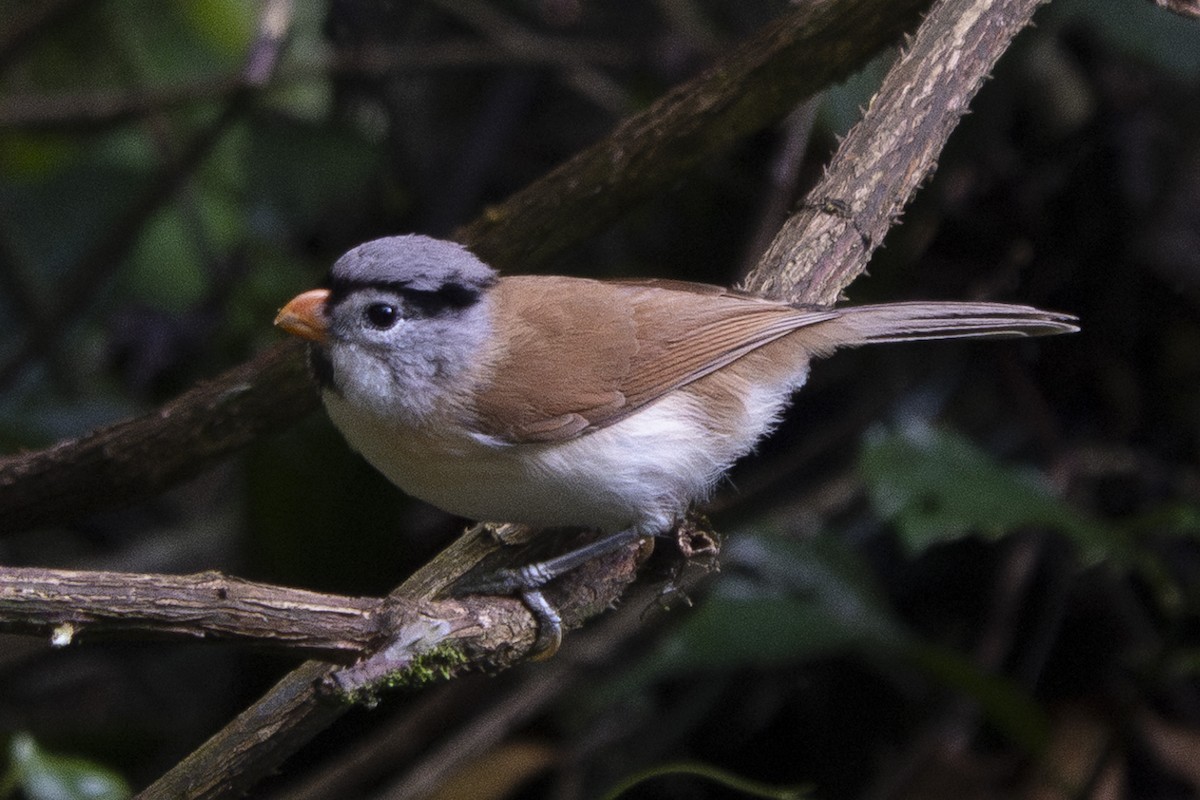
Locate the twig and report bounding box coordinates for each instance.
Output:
[743,0,1051,304]
[263,681,485,800]
[0,567,378,658]
[0,230,75,392]
[243,0,294,87]
[1151,0,1200,19]
[267,560,700,800]
[736,98,822,277]
[430,0,632,114]
[0,45,633,131]
[376,591,653,799]
[0,76,243,130]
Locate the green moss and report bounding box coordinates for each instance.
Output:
[388,645,469,688]
[336,645,470,707]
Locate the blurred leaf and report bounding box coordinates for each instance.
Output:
[630,533,909,680]
[244,119,379,231]
[123,207,208,312]
[90,129,159,172]
[116,0,248,80]
[1125,504,1200,539]
[602,532,1051,756]
[5,733,130,800]
[644,595,892,674]
[174,0,256,57]
[121,131,249,315]
[262,81,334,124]
[1050,0,1200,78]
[722,533,904,640]
[908,644,1051,755]
[860,426,1118,562]
[819,52,890,136]
[0,133,81,179]
[0,389,141,449]
[0,156,148,280]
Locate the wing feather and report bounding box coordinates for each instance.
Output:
[467,278,1076,444]
[469,276,825,443]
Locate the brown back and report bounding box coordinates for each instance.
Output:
[469,276,1077,444]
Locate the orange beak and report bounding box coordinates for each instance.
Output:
[274,288,331,343]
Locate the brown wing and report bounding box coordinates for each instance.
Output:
[469,275,833,443]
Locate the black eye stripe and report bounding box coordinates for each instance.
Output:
[328,279,483,317]
[401,285,480,315]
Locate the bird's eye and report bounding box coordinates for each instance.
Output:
[364,302,399,329]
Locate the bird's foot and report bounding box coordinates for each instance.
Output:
[452,527,646,659]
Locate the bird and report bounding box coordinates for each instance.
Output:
[275,234,1077,649]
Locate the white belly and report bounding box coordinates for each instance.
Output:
[322,389,767,534]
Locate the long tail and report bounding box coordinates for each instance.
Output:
[818,301,1078,346]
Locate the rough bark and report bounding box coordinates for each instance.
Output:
[0,566,378,657]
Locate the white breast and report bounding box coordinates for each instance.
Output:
[322,367,805,534]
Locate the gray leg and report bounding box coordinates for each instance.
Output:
[455,527,645,594]
[452,527,646,659]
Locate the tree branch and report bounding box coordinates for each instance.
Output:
[0,341,318,534]
[134,525,647,800]
[0,566,379,658]
[0,46,634,131]
[1151,0,1200,20]
[1,523,648,800]
[743,0,1051,304]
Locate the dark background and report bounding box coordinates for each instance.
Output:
[1,0,1199,797]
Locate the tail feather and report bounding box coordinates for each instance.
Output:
[822,301,1079,346]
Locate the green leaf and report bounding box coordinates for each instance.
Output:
[7,733,130,800]
[0,132,81,180]
[590,531,1052,756]
[819,52,891,136]
[908,644,1050,755]
[600,760,812,800]
[174,0,256,57]
[632,534,909,679]
[860,426,1118,562]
